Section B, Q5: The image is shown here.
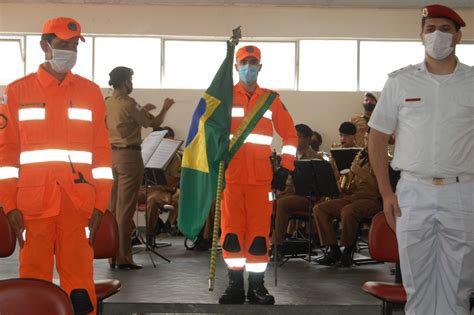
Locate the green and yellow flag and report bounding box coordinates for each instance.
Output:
[178,41,235,239]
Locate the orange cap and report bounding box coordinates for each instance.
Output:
[42,17,85,42]
[422,4,466,28]
[236,45,261,62]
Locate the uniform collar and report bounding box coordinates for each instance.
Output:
[299,146,316,159]
[37,64,74,88]
[417,57,464,76]
[235,81,262,98]
[112,89,129,98]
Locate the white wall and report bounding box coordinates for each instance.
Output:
[1,3,473,150]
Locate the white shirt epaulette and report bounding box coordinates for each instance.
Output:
[388,65,414,78]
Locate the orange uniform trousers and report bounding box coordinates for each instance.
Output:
[19,190,96,314]
[221,183,272,269]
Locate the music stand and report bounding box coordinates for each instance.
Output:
[292,159,340,262]
[135,131,183,266]
[330,147,362,172]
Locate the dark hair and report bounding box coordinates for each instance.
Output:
[312,130,322,144]
[108,66,134,89]
[364,92,377,102]
[339,121,357,135]
[422,17,460,32]
[162,126,175,138]
[295,124,313,138]
[41,33,56,44]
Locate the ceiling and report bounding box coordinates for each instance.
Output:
[1,0,473,9]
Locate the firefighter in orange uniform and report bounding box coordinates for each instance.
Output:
[0,18,113,314]
[219,45,297,305]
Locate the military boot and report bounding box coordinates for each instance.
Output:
[218,269,245,304]
[247,272,275,305]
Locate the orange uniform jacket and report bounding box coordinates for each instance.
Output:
[0,66,113,219]
[226,83,297,184]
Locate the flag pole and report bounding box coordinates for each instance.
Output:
[209,26,241,292]
[209,160,224,291]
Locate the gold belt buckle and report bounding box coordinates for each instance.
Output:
[432,178,444,185]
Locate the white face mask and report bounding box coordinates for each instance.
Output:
[46,43,77,73]
[423,30,454,60]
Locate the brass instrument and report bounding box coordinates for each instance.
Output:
[338,149,365,193]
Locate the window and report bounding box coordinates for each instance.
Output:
[235,41,296,90]
[0,37,24,85]
[299,40,357,91]
[457,43,474,66]
[25,35,93,80]
[360,41,424,91]
[94,37,161,88]
[163,40,226,89]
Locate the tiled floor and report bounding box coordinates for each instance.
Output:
[0,235,405,314]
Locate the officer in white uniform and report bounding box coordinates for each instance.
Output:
[368,4,474,315]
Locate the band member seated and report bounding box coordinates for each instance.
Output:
[137,126,181,245]
[310,130,323,152]
[273,124,322,257]
[331,121,358,148]
[313,128,381,267]
[351,92,377,147]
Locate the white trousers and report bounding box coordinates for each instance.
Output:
[396,178,474,315]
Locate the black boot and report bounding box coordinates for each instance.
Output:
[247,272,275,305]
[316,245,341,265]
[340,245,355,267]
[218,269,245,304]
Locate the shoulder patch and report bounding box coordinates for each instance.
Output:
[388,65,414,78]
[0,114,8,129]
[0,94,7,105]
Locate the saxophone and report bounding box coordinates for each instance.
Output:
[338,149,364,193]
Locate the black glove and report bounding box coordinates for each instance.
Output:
[271,167,290,191]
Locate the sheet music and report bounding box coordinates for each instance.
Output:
[141,130,167,165]
[145,139,183,170]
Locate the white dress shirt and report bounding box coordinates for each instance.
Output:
[369,60,474,178]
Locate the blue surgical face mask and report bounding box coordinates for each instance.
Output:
[238,64,259,85]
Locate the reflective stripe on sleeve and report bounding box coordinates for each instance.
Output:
[263,110,272,120]
[281,145,297,156]
[0,167,19,179]
[20,149,92,165]
[18,108,45,121]
[68,108,92,122]
[224,258,246,268]
[92,167,114,180]
[245,262,267,272]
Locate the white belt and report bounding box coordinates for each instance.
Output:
[401,172,474,186]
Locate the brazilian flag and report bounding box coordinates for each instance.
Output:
[178,41,234,239]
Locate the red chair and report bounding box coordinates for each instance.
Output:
[0,278,74,315]
[93,210,122,315]
[0,209,16,257]
[361,212,405,315]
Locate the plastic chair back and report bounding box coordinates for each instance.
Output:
[93,210,119,259]
[368,212,399,263]
[0,209,16,257]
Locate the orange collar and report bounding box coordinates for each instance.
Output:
[37,64,74,88]
[235,81,263,98]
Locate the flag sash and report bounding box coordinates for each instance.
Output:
[226,91,277,162]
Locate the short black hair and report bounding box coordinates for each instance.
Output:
[312,130,322,144]
[108,66,134,89]
[163,126,175,138]
[422,17,461,32]
[339,122,357,136]
[41,33,56,44]
[295,124,313,138]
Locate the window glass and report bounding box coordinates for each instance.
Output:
[163,40,226,89]
[94,37,161,88]
[360,41,424,91]
[0,37,24,85]
[299,40,357,91]
[457,43,474,66]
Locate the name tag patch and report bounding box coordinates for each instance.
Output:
[405,98,421,102]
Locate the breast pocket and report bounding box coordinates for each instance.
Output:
[399,99,428,124]
[18,105,47,144]
[67,107,93,145]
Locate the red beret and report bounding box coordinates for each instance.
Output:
[422,4,466,28]
[236,45,261,62]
